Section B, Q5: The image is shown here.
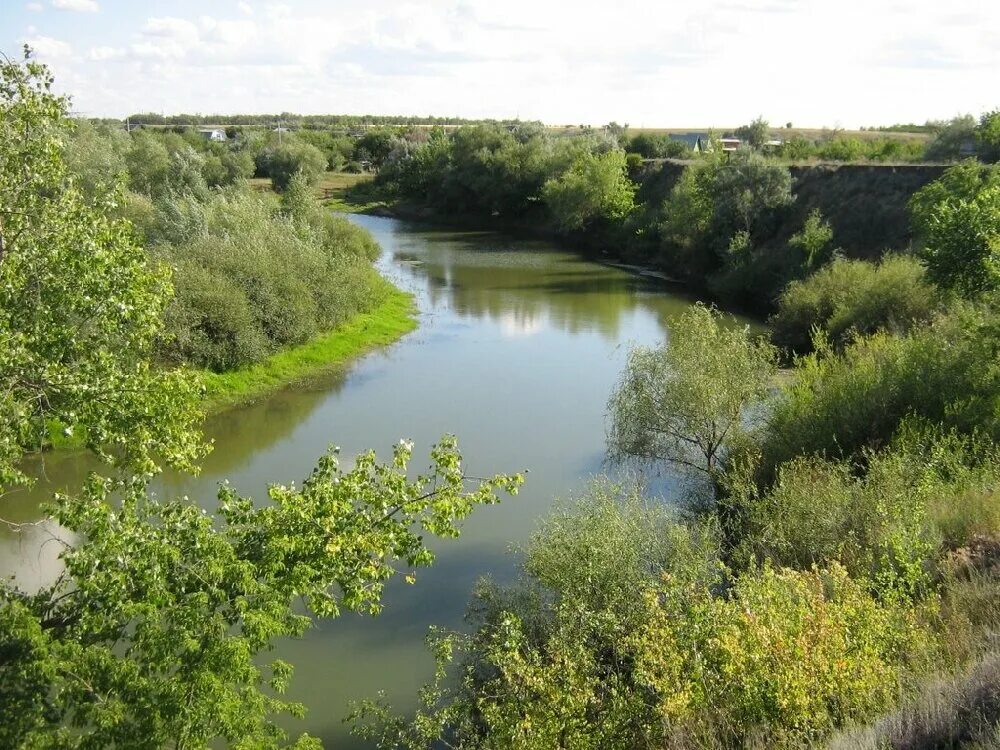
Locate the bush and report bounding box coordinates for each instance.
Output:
[153,186,389,371]
[361,482,930,750]
[910,161,1000,297]
[827,654,1000,750]
[256,138,327,191]
[757,303,1000,478]
[770,255,936,354]
[542,149,635,231]
[727,428,1000,600]
[788,208,834,270]
[727,453,932,600]
[819,137,866,162]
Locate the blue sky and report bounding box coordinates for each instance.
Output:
[1,0,996,127]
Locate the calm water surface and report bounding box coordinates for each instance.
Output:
[4,215,733,747]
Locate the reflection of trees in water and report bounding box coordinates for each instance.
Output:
[3,368,348,586]
[175,371,346,482]
[413,245,694,341]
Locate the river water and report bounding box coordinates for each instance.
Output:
[3,215,733,747]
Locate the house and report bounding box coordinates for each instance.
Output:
[674,134,744,153]
[198,128,227,142]
[668,132,706,151]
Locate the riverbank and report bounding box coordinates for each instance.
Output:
[199,286,417,413]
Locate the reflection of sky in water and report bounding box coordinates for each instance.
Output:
[498,309,545,337]
[5,215,736,748]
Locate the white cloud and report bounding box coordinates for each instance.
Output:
[23,35,73,59]
[51,0,99,12]
[26,2,43,12]
[88,45,123,61]
[30,0,1000,127]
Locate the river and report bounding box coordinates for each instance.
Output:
[3,214,734,747]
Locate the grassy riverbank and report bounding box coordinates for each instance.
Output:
[199,286,417,413]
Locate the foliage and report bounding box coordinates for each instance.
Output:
[910,161,1000,297]
[707,151,794,244]
[354,482,928,750]
[151,185,389,371]
[735,117,770,150]
[770,255,936,354]
[654,153,793,283]
[925,116,978,161]
[607,304,777,495]
[257,137,327,192]
[199,287,416,412]
[724,428,999,600]
[541,148,635,231]
[788,208,834,270]
[0,50,205,485]
[977,110,1000,163]
[1,439,523,749]
[827,652,1000,750]
[62,118,129,199]
[757,302,1000,479]
[818,137,866,162]
[628,132,691,159]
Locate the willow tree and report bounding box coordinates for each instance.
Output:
[606,304,776,497]
[0,51,522,749]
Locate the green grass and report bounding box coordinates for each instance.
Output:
[249,171,387,213]
[199,286,417,413]
[321,172,392,213]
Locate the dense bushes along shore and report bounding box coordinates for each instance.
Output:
[366,122,998,320]
[63,120,409,409]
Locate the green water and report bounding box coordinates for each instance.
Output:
[4,215,746,746]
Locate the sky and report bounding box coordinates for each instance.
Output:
[1,0,996,128]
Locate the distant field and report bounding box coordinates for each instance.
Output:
[550,125,931,143]
[248,171,373,198]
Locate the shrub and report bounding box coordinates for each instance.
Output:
[154,187,389,371]
[819,137,866,162]
[542,149,635,231]
[726,428,999,600]
[910,162,1000,297]
[788,208,834,270]
[827,654,1000,750]
[256,138,327,191]
[757,304,1000,479]
[770,255,936,354]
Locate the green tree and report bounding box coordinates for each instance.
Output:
[910,161,1000,297]
[606,304,777,494]
[259,138,327,191]
[976,109,1000,163]
[736,116,770,150]
[707,152,793,255]
[1,53,523,748]
[542,149,635,231]
[0,49,204,485]
[789,208,834,270]
[925,115,977,161]
[2,439,522,749]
